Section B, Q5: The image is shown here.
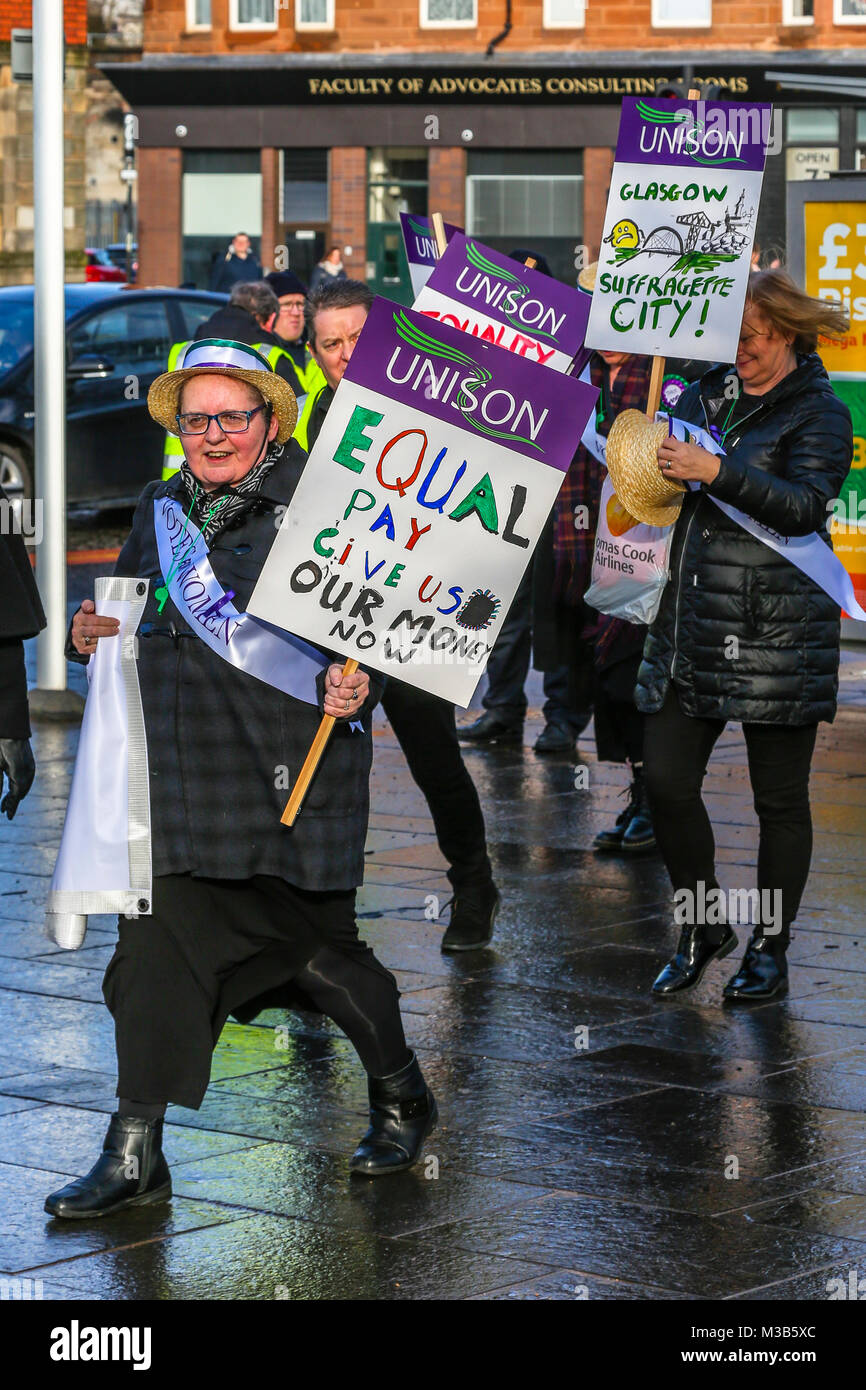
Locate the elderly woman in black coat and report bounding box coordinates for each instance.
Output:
[45,340,436,1220]
[637,271,853,1001]
[0,487,44,818]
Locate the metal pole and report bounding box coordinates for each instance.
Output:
[33,0,68,694]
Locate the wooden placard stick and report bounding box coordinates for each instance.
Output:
[646,87,701,421]
[281,657,360,826]
[431,211,448,259]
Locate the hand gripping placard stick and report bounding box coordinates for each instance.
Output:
[645,88,700,420]
[281,657,360,826]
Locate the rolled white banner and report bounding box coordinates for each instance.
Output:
[45,577,152,949]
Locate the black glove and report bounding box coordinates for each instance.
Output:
[0,738,35,820]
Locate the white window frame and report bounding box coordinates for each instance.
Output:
[651,0,712,28]
[419,0,478,30]
[543,0,586,27]
[229,0,279,31]
[296,0,335,30]
[782,0,814,21]
[186,0,212,28]
[834,0,866,23]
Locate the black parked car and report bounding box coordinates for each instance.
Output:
[0,284,226,510]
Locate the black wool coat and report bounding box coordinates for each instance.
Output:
[635,354,854,726]
[0,485,46,739]
[69,445,383,890]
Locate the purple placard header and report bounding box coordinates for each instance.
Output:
[616,98,772,173]
[399,212,462,269]
[344,297,598,473]
[423,232,591,360]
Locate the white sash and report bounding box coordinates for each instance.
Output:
[667,416,866,623]
[154,494,330,703]
[46,577,152,948]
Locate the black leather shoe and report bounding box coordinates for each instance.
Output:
[441,880,499,952]
[621,771,656,852]
[457,711,523,746]
[44,1114,171,1220]
[652,925,738,995]
[534,722,575,755]
[350,1053,438,1177]
[723,933,789,1001]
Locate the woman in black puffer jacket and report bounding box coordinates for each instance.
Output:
[636,270,853,1001]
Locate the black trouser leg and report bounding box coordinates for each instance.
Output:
[480,566,532,723]
[643,683,727,943]
[290,948,410,1078]
[382,680,492,891]
[742,720,818,943]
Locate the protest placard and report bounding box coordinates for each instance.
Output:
[248,298,598,707]
[586,97,772,363]
[400,212,462,297]
[414,231,591,374]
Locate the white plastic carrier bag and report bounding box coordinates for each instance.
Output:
[584,476,674,626]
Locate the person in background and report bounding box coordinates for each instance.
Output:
[209,232,263,294]
[310,245,347,292]
[265,270,326,398]
[459,248,590,756]
[299,278,501,953]
[0,487,44,822]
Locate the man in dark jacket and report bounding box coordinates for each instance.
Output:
[208,232,262,293]
[0,488,44,818]
[301,278,501,952]
[638,274,853,1001]
[193,281,305,395]
[44,341,437,1220]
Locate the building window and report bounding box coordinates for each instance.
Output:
[652,0,711,25]
[543,0,585,25]
[420,0,477,28]
[368,149,428,223]
[787,108,840,142]
[782,0,813,19]
[466,150,583,284]
[186,0,212,26]
[296,0,334,27]
[284,149,329,221]
[835,0,866,20]
[230,0,278,28]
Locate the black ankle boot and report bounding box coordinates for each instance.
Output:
[652,924,738,995]
[44,1114,171,1220]
[350,1053,438,1177]
[441,879,499,952]
[723,932,789,1001]
[621,768,655,851]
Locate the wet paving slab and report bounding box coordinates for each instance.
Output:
[3,643,866,1302]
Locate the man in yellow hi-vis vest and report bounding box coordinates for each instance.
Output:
[161,281,305,479]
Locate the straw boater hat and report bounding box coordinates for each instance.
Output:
[577,261,597,294]
[605,410,686,527]
[147,338,299,445]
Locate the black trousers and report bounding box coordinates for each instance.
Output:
[382,680,492,890]
[104,874,409,1109]
[643,684,818,943]
[593,653,645,766]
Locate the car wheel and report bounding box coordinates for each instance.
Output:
[0,441,34,511]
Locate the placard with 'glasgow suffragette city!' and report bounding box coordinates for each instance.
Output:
[586,98,772,363]
[248,299,598,706]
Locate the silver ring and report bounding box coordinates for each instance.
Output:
[84,635,95,645]
[345,699,350,710]
[352,689,359,701]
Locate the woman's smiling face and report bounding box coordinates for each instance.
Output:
[178,375,279,491]
[736,304,795,392]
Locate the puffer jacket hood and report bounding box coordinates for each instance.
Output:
[635,352,854,726]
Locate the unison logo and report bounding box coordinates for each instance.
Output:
[453,241,566,342]
[635,100,748,167]
[388,310,548,451]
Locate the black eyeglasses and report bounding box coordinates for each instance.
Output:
[176,404,268,435]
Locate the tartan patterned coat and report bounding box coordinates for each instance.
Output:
[68,444,383,891]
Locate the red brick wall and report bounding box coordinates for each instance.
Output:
[428,147,466,230]
[143,0,860,55]
[330,146,367,279]
[583,146,613,261]
[0,0,87,45]
[260,146,279,273]
[137,146,183,287]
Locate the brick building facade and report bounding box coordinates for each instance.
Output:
[103,0,866,295]
[0,0,88,285]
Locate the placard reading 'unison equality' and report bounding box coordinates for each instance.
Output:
[248,299,599,706]
[586,98,772,363]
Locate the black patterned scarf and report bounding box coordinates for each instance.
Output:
[178,443,282,544]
